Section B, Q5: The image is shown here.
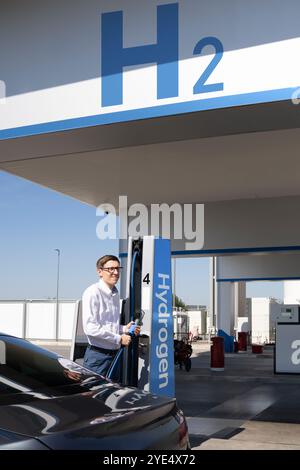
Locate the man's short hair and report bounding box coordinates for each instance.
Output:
[96,255,120,270]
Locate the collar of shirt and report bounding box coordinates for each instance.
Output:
[98,278,118,297]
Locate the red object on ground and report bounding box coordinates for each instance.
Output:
[210,336,224,370]
[252,344,263,354]
[238,332,247,351]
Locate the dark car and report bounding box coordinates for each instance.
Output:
[0,334,189,450]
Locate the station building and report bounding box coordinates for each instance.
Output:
[1,1,300,367]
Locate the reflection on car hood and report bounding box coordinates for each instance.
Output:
[0,382,176,439]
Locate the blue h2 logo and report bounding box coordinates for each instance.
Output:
[101,3,178,107]
[101,3,224,108]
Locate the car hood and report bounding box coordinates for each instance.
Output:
[0,382,177,448]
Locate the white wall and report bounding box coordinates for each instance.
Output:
[187,310,207,335]
[237,317,249,333]
[58,303,77,340]
[26,302,56,339]
[284,281,300,304]
[0,301,76,340]
[251,298,272,344]
[0,302,24,337]
[251,298,284,343]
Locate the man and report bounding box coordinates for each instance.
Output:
[82,254,134,376]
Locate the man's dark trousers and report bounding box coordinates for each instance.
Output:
[83,345,117,376]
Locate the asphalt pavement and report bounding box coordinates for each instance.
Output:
[31,339,300,450]
[176,342,300,450]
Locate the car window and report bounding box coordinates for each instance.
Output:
[0,336,103,396]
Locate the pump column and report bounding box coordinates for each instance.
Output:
[142,236,175,398]
[215,258,242,352]
[119,236,175,398]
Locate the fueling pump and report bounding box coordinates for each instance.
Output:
[108,236,175,398]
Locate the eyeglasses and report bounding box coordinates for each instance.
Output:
[101,267,123,274]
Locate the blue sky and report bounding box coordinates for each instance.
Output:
[0,170,118,300]
[0,170,283,305]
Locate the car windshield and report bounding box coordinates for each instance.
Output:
[0,335,103,397]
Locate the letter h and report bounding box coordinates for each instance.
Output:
[101,3,178,107]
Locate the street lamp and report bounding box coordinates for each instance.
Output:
[54,249,60,340]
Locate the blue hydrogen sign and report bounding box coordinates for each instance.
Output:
[1,0,299,138]
[150,238,174,398]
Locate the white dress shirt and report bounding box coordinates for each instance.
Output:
[82,279,125,350]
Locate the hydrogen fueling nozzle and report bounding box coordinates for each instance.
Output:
[128,310,145,335]
[129,323,138,335]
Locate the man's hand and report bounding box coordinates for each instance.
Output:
[133,325,141,336]
[125,321,141,336]
[125,321,134,332]
[120,334,131,346]
[63,369,81,382]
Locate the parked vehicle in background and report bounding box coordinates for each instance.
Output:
[174,338,192,372]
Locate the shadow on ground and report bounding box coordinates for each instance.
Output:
[175,342,300,449]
